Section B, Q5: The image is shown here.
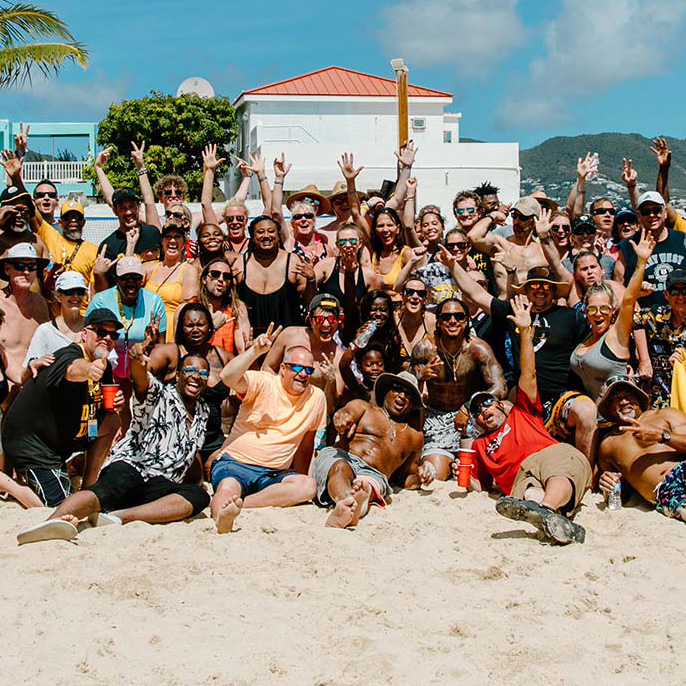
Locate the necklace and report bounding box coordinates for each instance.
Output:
[382,407,408,442]
[437,338,462,381]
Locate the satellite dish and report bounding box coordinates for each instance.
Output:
[176,77,215,98]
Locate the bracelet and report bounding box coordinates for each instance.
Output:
[576,184,585,193]
[506,267,517,275]
[274,179,284,185]
[539,235,552,245]
[406,195,416,200]
[137,168,147,176]
[257,175,267,182]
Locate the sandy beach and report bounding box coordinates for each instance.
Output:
[1,482,683,685]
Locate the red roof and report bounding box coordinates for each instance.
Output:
[237,66,452,99]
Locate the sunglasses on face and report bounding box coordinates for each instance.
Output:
[438,311,467,322]
[586,304,613,315]
[639,206,663,217]
[163,189,184,197]
[404,287,427,298]
[572,227,596,236]
[208,269,231,280]
[668,286,686,296]
[60,287,87,296]
[8,261,38,272]
[284,362,315,375]
[510,210,533,221]
[473,396,497,416]
[181,365,210,378]
[592,207,616,216]
[88,326,120,341]
[225,214,246,223]
[337,237,358,246]
[312,314,338,326]
[34,191,57,199]
[292,212,315,221]
[446,241,469,251]
[552,223,570,232]
[455,207,476,215]
[165,211,184,220]
[389,383,411,395]
[528,281,554,292]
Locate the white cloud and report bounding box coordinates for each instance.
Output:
[498,0,686,128]
[379,0,525,73]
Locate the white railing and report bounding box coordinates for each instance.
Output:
[22,160,87,183]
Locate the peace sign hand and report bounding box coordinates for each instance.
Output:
[252,322,283,355]
[130,141,146,169]
[319,352,336,384]
[144,312,161,349]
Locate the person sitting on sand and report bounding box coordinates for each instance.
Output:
[464,294,592,545]
[313,371,431,528]
[209,324,327,534]
[596,375,686,521]
[16,333,212,545]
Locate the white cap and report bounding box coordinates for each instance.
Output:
[55,271,87,291]
[636,191,665,208]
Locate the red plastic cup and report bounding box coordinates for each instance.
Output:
[456,448,476,487]
[102,384,119,410]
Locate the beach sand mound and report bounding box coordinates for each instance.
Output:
[0,483,683,685]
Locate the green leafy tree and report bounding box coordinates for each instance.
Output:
[0,2,89,88]
[87,91,237,200]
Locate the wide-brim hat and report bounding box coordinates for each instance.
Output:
[374,371,425,409]
[0,242,49,269]
[530,191,559,213]
[286,185,331,216]
[512,266,571,299]
[327,180,362,203]
[597,375,649,420]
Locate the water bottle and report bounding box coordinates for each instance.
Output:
[353,320,377,349]
[607,480,622,510]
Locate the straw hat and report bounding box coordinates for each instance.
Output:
[327,180,362,203]
[286,185,331,216]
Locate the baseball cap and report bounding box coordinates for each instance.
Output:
[308,293,341,314]
[614,206,638,225]
[59,199,84,217]
[0,185,32,207]
[0,242,49,268]
[55,271,87,291]
[115,256,145,277]
[468,391,497,415]
[161,222,187,237]
[112,188,139,206]
[84,308,122,328]
[666,269,686,289]
[512,196,541,218]
[572,215,596,232]
[636,191,665,208]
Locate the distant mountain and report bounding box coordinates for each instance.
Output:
[520,133,686,210]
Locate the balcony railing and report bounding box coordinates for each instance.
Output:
[22,160,87,183]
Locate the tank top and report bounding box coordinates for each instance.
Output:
[237,252,303,336]
[320,259,367,302]
[570,331,628,400]
[293,234,328,265]
[146,261,188,343]
[372,249,405,288]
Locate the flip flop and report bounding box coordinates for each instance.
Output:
[16,519,78,545]
[496,496,585,544]
[88,512,122,527]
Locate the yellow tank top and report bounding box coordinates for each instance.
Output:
[146,262,187,342]
[372,248,406,288]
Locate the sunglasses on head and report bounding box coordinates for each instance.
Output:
[438,311,467,322]
[34,190,57,199]
[572,226,596,236]
[300,196,321,207]
[181,365,210,378]
[455,207,476,215]
[639,206,663,217]
[60,287,87,296]
[208,269,231,280]
[163,189,184,197]
[165,210,184,220]
[312,314,338,326]
[472,396,497,415]
[338,237,358,246]
[446,241,469,250]
[591,207,615,216]
[404,286,427,298]
[225,214,246,223]
[586,304,613,315]
[88,326,120,341]
[284,362,315,375]
[292,212,315,221]
[8,261,38,272]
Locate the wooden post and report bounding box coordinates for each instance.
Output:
[391,59,408,151]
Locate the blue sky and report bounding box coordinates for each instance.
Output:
[4,0,686,153]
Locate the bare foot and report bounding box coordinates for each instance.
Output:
[350,478,372,526]
[58,514,80,527]
[325,496,356,528]
[215,496,243,534]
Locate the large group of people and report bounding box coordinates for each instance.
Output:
[2,126,685,547]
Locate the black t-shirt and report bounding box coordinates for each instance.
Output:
[490,301,589,403]
[619,229,686,307]
[2,344,112,470]
[98,224,162,285]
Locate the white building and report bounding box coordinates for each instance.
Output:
[229,66,519,219]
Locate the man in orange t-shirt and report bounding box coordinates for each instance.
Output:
[209,324,327,533]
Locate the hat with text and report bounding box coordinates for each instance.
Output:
[55,271,87,291]
[636,191,665,208]
[308,293,341,314]
[59,199,84,217]
[572,215,596,232]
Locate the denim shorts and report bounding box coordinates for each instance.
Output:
[210,453,297,497]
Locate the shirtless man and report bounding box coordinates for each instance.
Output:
[235,216,317,337]
[413,298,506,480]
[262,294,344,412]
[313,370,430,528]
[0,243,49,396]
[468,195,547,296]
[596,375,686,520]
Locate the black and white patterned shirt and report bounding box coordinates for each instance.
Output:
[106,374,209,482]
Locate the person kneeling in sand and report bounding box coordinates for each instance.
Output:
[16,335,211,545]
[463,295,591,545]
[313,371,431,528]
[596,375,686,521]
[210,324,327,534]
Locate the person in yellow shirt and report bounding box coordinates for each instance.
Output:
[209,323,327,533]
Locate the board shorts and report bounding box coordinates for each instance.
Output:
[313,447,389,507]
[422,405,479,457]
[210,452,299,498]
[19,467,72,507]
[509,443,592,516]
[655,461,686,519]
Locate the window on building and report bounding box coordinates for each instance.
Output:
[443,131,453,143]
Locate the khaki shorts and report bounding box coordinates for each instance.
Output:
[510,443,591,514]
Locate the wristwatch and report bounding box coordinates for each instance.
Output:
[659,429,671,444]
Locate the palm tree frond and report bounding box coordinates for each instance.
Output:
[0,40,89,88]
[0,3,76,44]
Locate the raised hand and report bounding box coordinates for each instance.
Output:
[577,152,594,179]
[333,408,358,439]
[0,149,23,179]
[130,141,146,169]
[491,246,517,273]
[28,354,55,378]
[629,228,656,263]
[248,153,266,177]
[319,352,336,384]
[233,155,252,177]
[88,353,108,382]
[650,137,671,167]
[409,245,427,265]
[14,122,30,154]
[202,144,226,172]
[534,207,552,238]
[252,322,283,356]
[338,152,364,180]
[436,243,456,270]
[415,354,443,381]
[506,294,533,330]
[93,245,113,276]
[406,176,417,193]
[242,326,254,350]
[621,157,638,187]
[125,226,140,247]
[395,140,417,168]
[143,312,161,349]
[273,152,292,180]
[0,205,19,228]
[95,145,114,169]
[128,341,151,367]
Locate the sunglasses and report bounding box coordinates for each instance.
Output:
[88,326,120,341]
[337,237,358,246]
[528,281,554,292]
[292,212,315,221]
[225,214,246,223]
[8,261,38,272]
[572,227,596,236]
[639,206,663,217]
[284,362,315,375]
[667,286,686,296]
[208,269,231,280]
[34,191,57,199]
[163,189,184,197]
[455,207,476,215]
[312,314,338,326]
[404,287,427,298]
[472,396,497,415]
[438,311,467,322]
[592,207,616,216]
[181,365,210,378]
[551,223,571,232]
[389,382,411,395]
[60,287,87,296]
[165,210,184,220]
[300,196,321,207]
[586,304,613,315]
[446,241,469,251]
